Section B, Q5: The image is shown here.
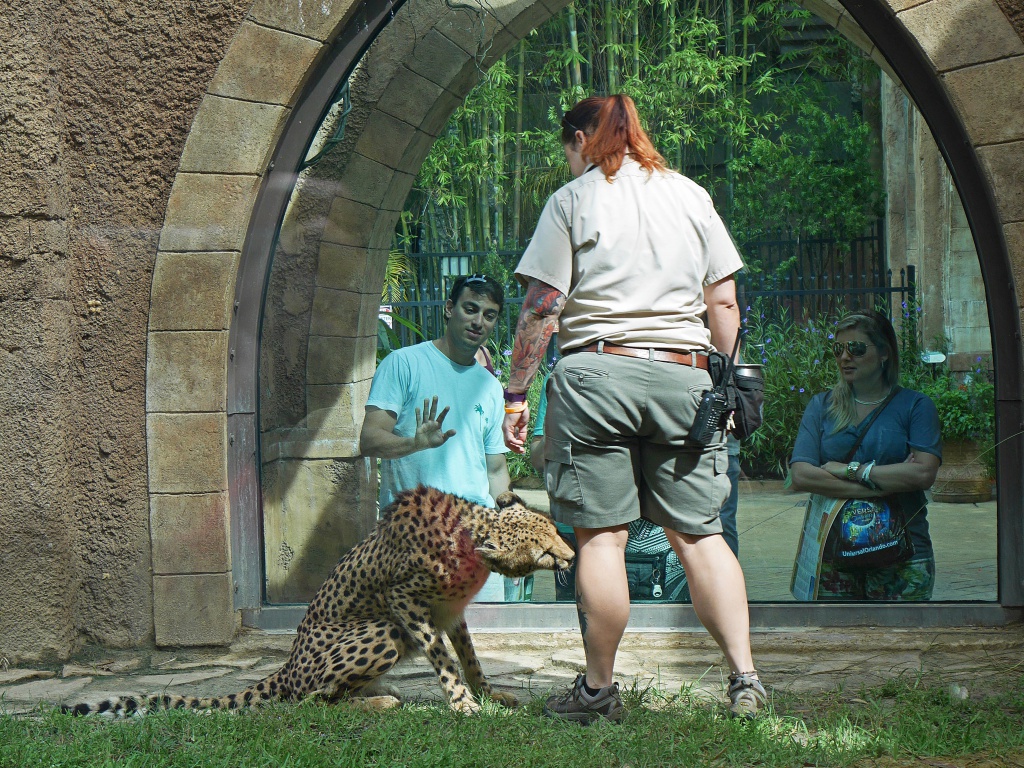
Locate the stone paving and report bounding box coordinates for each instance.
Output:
[4,624,1024,717]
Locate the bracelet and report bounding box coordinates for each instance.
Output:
[503,389,527,403]
[860,460,879,490]
[504,402,527,414]
[845,461,861,481]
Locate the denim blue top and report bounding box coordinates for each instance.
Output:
[790,387,942,558]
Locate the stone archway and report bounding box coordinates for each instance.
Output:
[147,0,1024,644]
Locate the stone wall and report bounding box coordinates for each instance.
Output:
[0,1,250,661]
[1,0,1024,662]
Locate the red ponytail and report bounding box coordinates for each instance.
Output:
[560,94,666,178]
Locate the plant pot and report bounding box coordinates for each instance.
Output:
[932,439,993,503]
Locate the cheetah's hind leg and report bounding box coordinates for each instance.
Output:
[305,619,408,706]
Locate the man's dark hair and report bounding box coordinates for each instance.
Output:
[448,273,505,311]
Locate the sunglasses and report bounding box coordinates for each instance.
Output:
[832,341,874,357]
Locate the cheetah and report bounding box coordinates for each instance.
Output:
[63,487,575,716]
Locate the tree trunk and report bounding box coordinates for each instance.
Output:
[512,40,525,246]
[568,3,582,89]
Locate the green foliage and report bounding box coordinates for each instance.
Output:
[403,0,885,257]
[740,302,843,477]
[376,312,424,364]
[922,363,995,445]
[728,100,885,250]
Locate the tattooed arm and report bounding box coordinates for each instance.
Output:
[502,278,565,453]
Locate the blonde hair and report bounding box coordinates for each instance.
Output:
[827,310,900,433]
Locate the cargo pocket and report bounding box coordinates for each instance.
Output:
[544,438,585,507]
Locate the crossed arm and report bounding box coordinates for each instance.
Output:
[790,450,940,497]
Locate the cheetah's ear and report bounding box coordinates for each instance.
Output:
[495,491,524,509]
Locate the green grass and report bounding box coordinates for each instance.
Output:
[2,677,1023,768]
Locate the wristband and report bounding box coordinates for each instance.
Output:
[860,460,879,490]
[504,402,527,414]
[503,389,527,403]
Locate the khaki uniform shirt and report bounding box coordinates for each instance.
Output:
[515,158,743,354]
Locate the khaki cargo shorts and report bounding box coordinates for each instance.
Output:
[542,350,730,535]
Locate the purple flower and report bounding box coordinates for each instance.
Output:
[502,348,512,357]
[765,337,772,344]
[745,305,752,312]
[761,357,768,364]
[814,359,820,364]
[827,333,835,340]
[901,300,907,309]
[790,385,795,391]
[799,387,805,393]
[495,369,504,377]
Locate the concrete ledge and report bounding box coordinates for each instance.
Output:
[323,197,378,248]
[304,381,372,440]
[159,173,261,253]
[353,109,418,169]
[149,252,239,331]
[146,331,228,413]
[208,21,322,106]
[310,286,362,337]
[316,243,379,293]
[898,0,1024,73]
[248,0,359,42]
[306,335,377,385]
[943,57,1024,146]
[154,574,238,647]
[179,96,288,175]
[977,142,1024,223]
[147,413,229,494]
[150,493,231,574]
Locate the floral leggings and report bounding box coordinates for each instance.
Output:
[817,556,935,600]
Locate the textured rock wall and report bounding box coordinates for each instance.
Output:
[0,1,248,661]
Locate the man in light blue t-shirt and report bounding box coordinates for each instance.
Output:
[359,274,510,600]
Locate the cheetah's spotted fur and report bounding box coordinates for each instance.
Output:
[63,487,575,716]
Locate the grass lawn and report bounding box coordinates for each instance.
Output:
[2,677,1023,767]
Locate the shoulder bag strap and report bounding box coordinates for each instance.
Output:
[842,386,901,463]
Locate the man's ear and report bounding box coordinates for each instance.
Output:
[444,299,453,320]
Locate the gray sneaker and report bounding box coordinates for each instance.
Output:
[727,672,767,719]
[543,674,624,724]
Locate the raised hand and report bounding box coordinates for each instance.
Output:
[413,396,456,451]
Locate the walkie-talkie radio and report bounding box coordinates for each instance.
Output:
[688,333,743,446]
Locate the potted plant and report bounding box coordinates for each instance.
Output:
[923,362,995,502]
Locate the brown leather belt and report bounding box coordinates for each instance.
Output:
[573,342,709,370]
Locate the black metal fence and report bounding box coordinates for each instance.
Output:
[381,222,913,348]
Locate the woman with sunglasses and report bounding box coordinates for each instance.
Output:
[789,310,942,600]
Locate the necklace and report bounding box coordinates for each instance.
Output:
[853,388,891,406]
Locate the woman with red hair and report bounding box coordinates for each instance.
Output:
[503,95,765,721]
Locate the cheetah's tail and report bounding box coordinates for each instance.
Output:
[59,672,286,716]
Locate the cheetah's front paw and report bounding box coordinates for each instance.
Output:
[488,691,519,708]
[448,692,482,715]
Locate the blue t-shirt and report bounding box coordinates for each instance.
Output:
[366,341,507,509]
[790,387,942,558]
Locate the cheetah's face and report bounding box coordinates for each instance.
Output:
[475,492,575,578]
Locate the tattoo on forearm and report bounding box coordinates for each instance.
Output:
[508,281,564,393]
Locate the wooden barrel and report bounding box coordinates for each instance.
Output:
[932,439,993,503]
